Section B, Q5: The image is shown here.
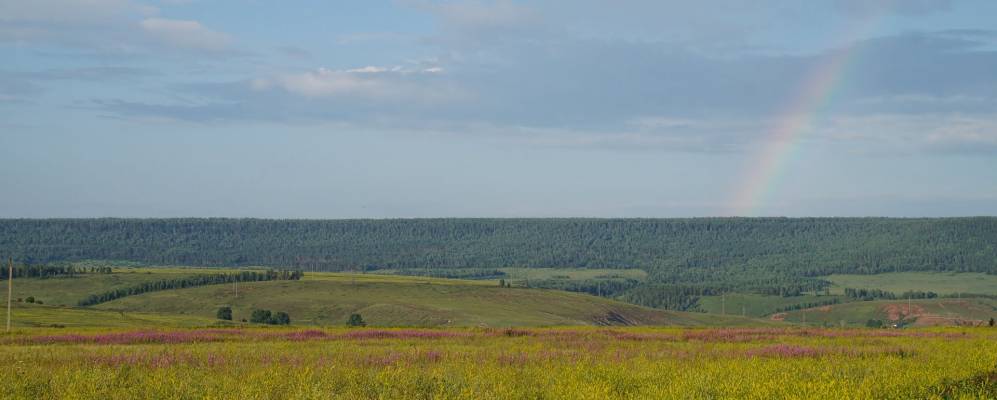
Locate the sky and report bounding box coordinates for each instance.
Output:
[1,0,996,218]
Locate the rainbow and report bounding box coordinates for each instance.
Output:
[728,18,880,216]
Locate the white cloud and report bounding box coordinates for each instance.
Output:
[264,68,388,97]
[346,66,392,74]
[814,113,997,155]
[251,67,462,103]
[139,17,230,52]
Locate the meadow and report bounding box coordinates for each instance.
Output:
[6,269,757,328]
[824,272,997,296]
[1,326,995,399]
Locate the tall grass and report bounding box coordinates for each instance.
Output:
[0,327,994,399]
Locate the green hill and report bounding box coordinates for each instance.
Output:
[3,268,767,328]
[91,273,762,327]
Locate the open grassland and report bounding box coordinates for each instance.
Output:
[93,273,760,327]
[7,302,221,328]
[778,298,997,327]
[0,326,995,399]
[10,266,262,307]
[824,272,997,295]
[9,269,762,328]
[695,293,845,317]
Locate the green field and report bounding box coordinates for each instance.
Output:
[10,266,262,307]
[825,272,997,295]
[5,268,760,328]
[92,272,757,327]
[7,302,221,328]
[695,293,845,317]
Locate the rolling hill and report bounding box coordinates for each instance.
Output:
[5,269,766,328]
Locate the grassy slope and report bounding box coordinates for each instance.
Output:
[93,273,763,327]
[777,298,997,327]
[695,294,846,317]
[10,267,255,306]
[824,272,997,295]
[6,302,220,328]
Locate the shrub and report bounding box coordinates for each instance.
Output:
[249,309,290,325]
[250,309,272,324]
[271,311,290,325]
[348,313,366,327]
[25,296,34,303]
[216,306,232,321]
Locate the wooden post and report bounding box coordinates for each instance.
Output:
[6,258,12,332]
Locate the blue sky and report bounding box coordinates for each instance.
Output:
[1,0,996,217]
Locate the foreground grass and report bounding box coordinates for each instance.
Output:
[0,326,995,399]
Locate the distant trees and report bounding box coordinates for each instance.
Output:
[4,217,997,310]
[272,311,290,325]
[77,270,303,306]
[866,319,884,328]
[844,288,939,301]
[990,318,995,327]
[773,298,840,313]
[216,306,232,320]
[25,296,35,303]
[250,309,271,323]
[393,268,506,279]
[348,313,366,327]
[3,218,996,279]
[0,263,95,280]
[250,309,290,325]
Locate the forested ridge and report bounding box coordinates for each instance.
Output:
[1,218,995,309]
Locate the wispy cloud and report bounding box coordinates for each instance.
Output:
[139,18,231,52]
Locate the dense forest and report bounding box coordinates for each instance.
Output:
[1,218,995,309]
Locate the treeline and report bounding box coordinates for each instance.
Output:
[77,270,303,306]
[617,284,728,311]
[525,278,641,298]
[391,268,507,279]
[844,288,939,301]
[773,298,841,313]
[2,218,995,303]
[0,263,111,280]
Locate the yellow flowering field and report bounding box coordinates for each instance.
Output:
[0,327,995,399]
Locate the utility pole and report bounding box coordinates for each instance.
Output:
[7,258,12,332]
[721,294,726,315]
